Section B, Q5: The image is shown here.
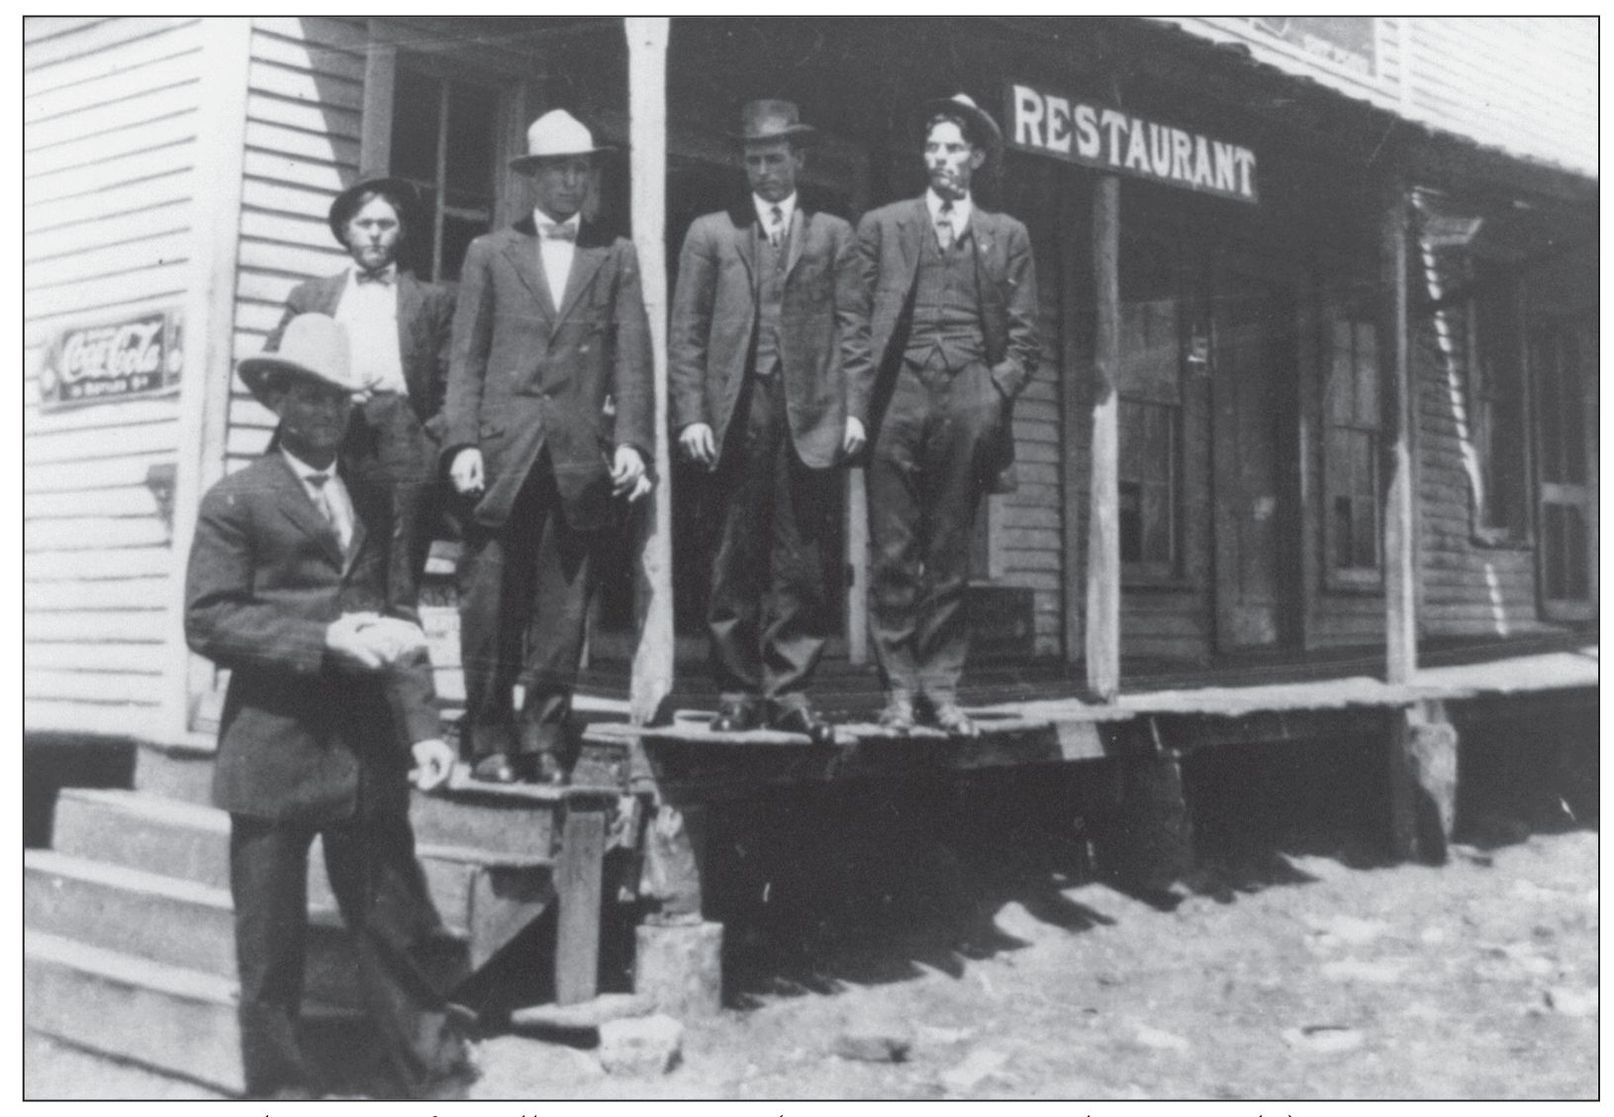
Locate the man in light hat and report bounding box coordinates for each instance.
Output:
[186,314,473,1100]
[266,173,456,614]
[845,93,1041,738]
[669,99,860,744]
[442,109,653,785]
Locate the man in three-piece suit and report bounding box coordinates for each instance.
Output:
[442,110,654,785]
[669,100,861,744]
[266,175,455,612]
[185,314,471,1100]
[844,93,1040,738]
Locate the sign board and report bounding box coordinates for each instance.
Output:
[39,310,183,410]
[1006,82,1258,205]
[1239,17,1377,76]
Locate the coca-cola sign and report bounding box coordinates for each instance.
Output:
[39,310,183,410]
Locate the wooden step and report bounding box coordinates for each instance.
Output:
[25,931,369,1097]
[25,849,363,1011]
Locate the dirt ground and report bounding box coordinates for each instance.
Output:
[26,729,1599,1103]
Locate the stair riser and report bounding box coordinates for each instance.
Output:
[25,956,376,1098]
[52,795,482,935]
[410,794,558,861]
[25,870,361,1010]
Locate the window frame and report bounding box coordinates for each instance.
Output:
[1464,256,1534,549]
[1320,307,1384,592]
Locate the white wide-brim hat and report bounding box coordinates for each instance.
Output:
[509,109,616,170]
[237,314,363,407]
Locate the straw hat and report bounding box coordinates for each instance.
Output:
[509,110,615,170]
[327,172,418,247]
[735,99,817,145]
[237,314,363,406]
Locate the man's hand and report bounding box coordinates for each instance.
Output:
[842,416,867,458]
[355,616,428,664]
[410,738,456,792]
[449,447,484,496]
[678,422,717,469]
[611,444,652,502]
[325,612,386,671]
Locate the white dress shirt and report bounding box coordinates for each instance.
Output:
[535,211,581,307]
[334,264,407,395]
[282,447,355,554]
[925,189,973,245]
[752,192,798,247]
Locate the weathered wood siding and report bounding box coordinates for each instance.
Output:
[227,17,367,471]
[1168,17,1596,177]
[24,18,207,739]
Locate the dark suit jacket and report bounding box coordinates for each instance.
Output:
[185,452,438,824]
[843,196,1040,490]
[267,269,455,438]
[668,200,858,468]
[441,217,654,533]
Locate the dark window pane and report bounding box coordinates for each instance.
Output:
[1566,506,1589,598]
[1119,482,1143,564]
[445,81,498,199]
[1354,324,1379,427]
[396,186,437,278]
[439,213,485,283]
[1142,483,1170,564]
[1352,499,1377,569]
[391,68,441,183]
[1333,496,1354,569]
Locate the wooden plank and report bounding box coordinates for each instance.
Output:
[243,120,360,169]
[24,547,172,581]
[246,91,360,144]
[25,397,181,436]
[242,150,354,194]
[25,670,167,705]
[25,611,168,643]
[25,201,190,263]
[24,261,190,321]
[25,487,165,522]
[25,20,201,97]
[25,82,198,161]
[24,422,179,465]
[26,111,196,179]
[25,453,176,494]
[23,16,105,44]
[23,699,165,741]
[26,56,200,127]
[23,642,170,674]
[246,59,362,111]
[23,18,190,71]
[1085,175,1121,699]
[553,802,607,1006]
[26,518,173,552]
[252,17,370,54]
[239,206,339,251]
[26,140,196,210]
[24,231,191,290]
[1380,180,1417,684]
[249,26,366,82]
[240,177,336,222]
[236,237,348,278]
[24,172,193,237]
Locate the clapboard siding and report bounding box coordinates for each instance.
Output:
[1165,17,1400,110]
[23,17,212,739]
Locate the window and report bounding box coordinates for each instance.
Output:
[388,64,500,283]
[1468,259,1529,542]
[1323,315,1380,584]
[1533,316,1596,616]
[1118,240,1183,581]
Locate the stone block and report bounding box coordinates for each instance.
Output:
[597,1014,683,1077]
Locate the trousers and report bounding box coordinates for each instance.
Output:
[867,356,1004,698]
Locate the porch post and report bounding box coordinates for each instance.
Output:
[1381,176,1417,685]
[1086,175,1122,700]
[625,17,675,725]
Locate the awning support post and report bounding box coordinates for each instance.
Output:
[1381,176,1417,685]
[1086,174,1122,701]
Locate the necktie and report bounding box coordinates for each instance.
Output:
[354,269,392,285]
[541,222,577,242]
[306,473,350,552]
[936,202,955,250]
[768,205,785,249]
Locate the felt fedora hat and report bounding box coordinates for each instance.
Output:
[237,314,364,407]
[327,172,418,247]
[509,110,615,170]
[735,99,817,144]
[921,92,1003,153]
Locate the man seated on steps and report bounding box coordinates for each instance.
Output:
[185,313,475,1101]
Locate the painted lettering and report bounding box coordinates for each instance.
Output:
[1124,116,1152,172]
[1046,95,1072,154]
[1148,122,1172,177]
[1171,129,1194,183]
[1234,147,1257,198]
[1099,109,1129,167]
[1012,85,1045,148]
[1213,141,1238,193]
[1192,134,1215,188]
[1073,103,1100,158]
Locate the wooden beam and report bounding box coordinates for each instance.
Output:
[1085,175,1121,699]
[1381,178,1417,685]
[554,798,607,1005]
[1058,177,1085,665]
[624,17,675,726]
[357,28,394,171]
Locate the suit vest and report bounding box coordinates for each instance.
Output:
[753,225,786,377]
[904,225,986,371]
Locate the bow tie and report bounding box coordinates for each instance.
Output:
[354,269,393,286]
[540,223,578,242]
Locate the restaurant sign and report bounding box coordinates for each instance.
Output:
[1006,83,1258,204]
[39,310,183,410]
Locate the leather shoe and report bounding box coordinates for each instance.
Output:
[770,704,836,745]
[926,698,980,738]
[469,754,517,784]
[711,700,761,733]
[877,692,916,735]
[514,751,569,786]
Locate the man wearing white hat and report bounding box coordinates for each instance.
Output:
[186,314,472,1099]
[669,99,860,745]
[845,93,1041,739]
[442,109,654,785]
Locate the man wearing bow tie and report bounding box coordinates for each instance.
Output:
[265,175,455,615]
[442,110,653,785]
[844,94,1040,738]
[669,100,860,745]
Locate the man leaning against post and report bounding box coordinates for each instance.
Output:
[669,99,862,745]
[184,314,473,1101]
[442,110,654,786]
[844,93,1041,739]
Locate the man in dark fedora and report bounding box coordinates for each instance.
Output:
[669,99,860,744]
[265,173,456,613]
[845,93,1040,738]
[443,109,653,785]
[186,314,472,1100]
